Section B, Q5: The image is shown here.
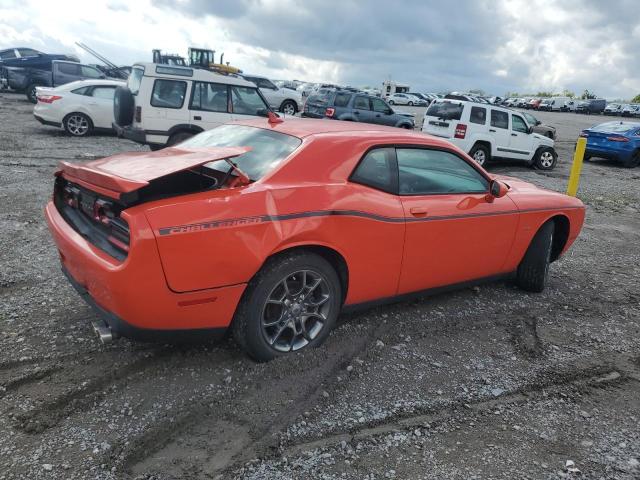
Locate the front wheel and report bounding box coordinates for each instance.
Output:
[533,147,557,170]
[469,143,490,167]
[516,221,554,292]
[232,251,342,362]
[408,101,413,106]
[388,100,395,105]
[280,100,297,116]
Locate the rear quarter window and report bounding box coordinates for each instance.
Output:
[151,79,187,109]
[334,92,352,107]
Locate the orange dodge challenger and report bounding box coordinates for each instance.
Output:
[45,116,585,361]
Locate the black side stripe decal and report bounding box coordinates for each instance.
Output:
[157,206,582,236]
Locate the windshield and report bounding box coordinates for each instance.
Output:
[426,100,463,120]
[180,125,302,180]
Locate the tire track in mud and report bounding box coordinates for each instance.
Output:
[121,315,400,478]
[0,365,61,397]
[12,349,168,433]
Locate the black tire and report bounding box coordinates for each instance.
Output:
[533,147,557,170]
[63,112,93,137]
[26,83,39,104]
[516,221,554,293]
[408,101,414,106]
[166,131,194,147]
[546,132,554,139]
[469,143,490,167]
[400,123,414,129]
[622,152,640,168]
[279,100,297,116]
[113,86,135,127]
[232,251,342,362]
[388,100,395,105]
[149,144,164,151]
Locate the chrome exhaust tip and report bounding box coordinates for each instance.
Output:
[90,318,114,344]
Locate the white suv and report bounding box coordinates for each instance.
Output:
[421,99,557,169]
[241,74,302,115]
[113,63,271,150]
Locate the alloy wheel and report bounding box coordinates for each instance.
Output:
[540,151,554,168]
[282,102,296,116]
[473,150,486,165]
[261,269,331,352]
[67,115,89,136]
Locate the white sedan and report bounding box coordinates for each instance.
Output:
[33,79,124,137]
[387,93,419,106]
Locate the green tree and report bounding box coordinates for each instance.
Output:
[562,89,575,98]
[581,89,596,99]
[631,94,640,103]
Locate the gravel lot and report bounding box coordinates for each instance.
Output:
[1,94,639,480]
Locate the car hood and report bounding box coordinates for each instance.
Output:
[58,146,250,196]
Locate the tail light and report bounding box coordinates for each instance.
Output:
[606,136,629,142]
[454,123,467,139]
[135,106,141,123]
[37,95,62,104]
[325,107,335,117]
[108,217,130,253]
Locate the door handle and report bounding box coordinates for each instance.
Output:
[511,133,518,136]
[193,115,202,120]
[489,128,496,132]
[409,207,428,216]
[354,111,360,114]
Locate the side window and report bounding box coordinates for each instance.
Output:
[57,63,81,76]
[397,148,488,195]
[18,48,39,57]
[190,81,228,112]
[512,115,528,133]
[371,98,389,113]
[91,86,116,99]
[470,106,487,125]
[1,49,17,59]
[354,96,370,110]
[490,110,509,129]
[334,92,351,107]
[230,86,268,115]
[71,86,91,96]
[350,148,396,193]
[151,79,187,109]
[81,66,103,79]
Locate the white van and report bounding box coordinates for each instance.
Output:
[538,97,570,112]
[421,99,557,170]
[113,63,271,150]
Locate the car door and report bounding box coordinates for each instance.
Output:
[507,113,535,161]
[371,97,397,126]
[352,95,375,123]
[396,147,519,294]
[53,61,82,86]
[88,85,118,128]
[189,81,231,129]
[488,109,512,158]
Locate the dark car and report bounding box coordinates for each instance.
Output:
[581,121,640,168]
[1,59,107,103]
[576,99,606,114]
[522,112,556,139]
[302,89,414,129]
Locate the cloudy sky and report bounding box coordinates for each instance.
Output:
[0,0,638,99]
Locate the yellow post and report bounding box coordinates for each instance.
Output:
[567,137,587,197]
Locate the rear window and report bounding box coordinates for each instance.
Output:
[179,125,302,180]
[426,101,463,121]
[128,67,144,95]
[594,123,638,134]
[307,91,333,106]
[151,79,187,109]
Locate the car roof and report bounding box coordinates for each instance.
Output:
[62,79,125,88]
[132,62,255,87]
[232,117,452,145]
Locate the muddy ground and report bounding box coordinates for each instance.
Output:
[0,95,638,480]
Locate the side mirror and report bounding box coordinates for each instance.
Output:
[527,126,534,134]
[535,120,541,125]
[489,179,508,199]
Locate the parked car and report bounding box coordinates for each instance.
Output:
[522,112,556,139]
[112,62,271,150]
[560,100,579,112]
[0,48,78,68]
[516,98,531,108]
[32,79,124,136]
[45,117,585,360]
[620,104,640,117]
[387,93,420,106]
[580,121,640,167]
[538,97,571,112]
[406,93,429,105]
[604,103,624,115]
[575,99,607,114]
[421,99,557,169]
[527,98,542,110]
[0,47,45,62]
[241,74,303,115]
[1,59,107,103]
[302,89,414,129]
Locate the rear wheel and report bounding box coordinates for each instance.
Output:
[408,101,414,106]
[166,131,194,147]
[622,152,640,168]
[232,251,342,362]
[280,100,297,116]
[469,143,490,167]
[534,147,557,170]
[63,113,93,137]
[516,221,554,293]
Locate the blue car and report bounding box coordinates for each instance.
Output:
[581,121,640,168]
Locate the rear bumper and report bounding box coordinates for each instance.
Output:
[45,201,246,338]
[34,114,61,128]
[585,145,633,163]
